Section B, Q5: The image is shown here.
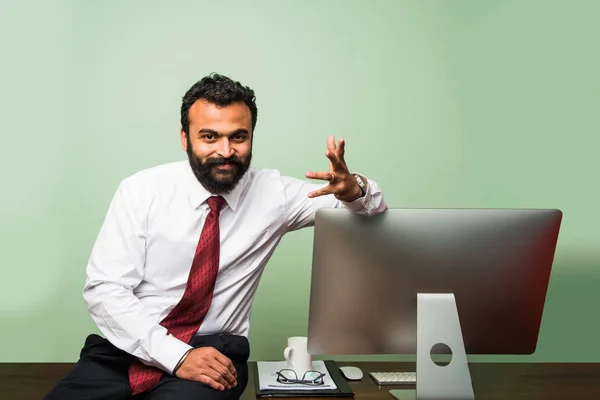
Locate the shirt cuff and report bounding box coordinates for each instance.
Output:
[154,334,194,375]
[341,175,373,213]
[342,196,370,213]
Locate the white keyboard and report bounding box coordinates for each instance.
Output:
[369,371,416,385]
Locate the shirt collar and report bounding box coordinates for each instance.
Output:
[185,161,251,212]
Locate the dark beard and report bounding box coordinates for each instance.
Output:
[187,145,251,195]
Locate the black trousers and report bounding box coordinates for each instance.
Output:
[44,333,250,400]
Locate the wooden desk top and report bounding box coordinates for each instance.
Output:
[1,362,599,400]
[243,361,600,400]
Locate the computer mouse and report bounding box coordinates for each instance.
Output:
[339,365,363,381]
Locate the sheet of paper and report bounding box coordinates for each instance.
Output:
[256,360,338,390]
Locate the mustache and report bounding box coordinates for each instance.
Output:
[204,156,244,167]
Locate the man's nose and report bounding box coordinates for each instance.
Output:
[216,138,234,158]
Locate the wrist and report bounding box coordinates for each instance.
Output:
[337,182,363,202]
[352,173,367,198]
[173,348,193,376]
[350,183,363,202]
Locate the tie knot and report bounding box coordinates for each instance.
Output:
[207,196,225,212]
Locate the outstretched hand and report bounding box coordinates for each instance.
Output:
[305,136,363,202]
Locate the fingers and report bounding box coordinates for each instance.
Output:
[305,171,336,182]
[327,135,337,154]
[177,347,238,391]
[183,368,228,391]
[213,351,237,385]
[326,135,345,157]
[194,373,225,391]
[205,349,236,389]
[307,186,333,198]
[337,137,346,162]
[305,171,335,198]
[325,136,348,168]
[325,149,337,163]
[305,136,349,199]
[203,368,231,391]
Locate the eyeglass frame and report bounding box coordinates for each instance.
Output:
[275,368,326,386]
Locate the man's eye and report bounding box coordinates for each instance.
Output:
[203,134,214,140]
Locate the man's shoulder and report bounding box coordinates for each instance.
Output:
[247,167,297,189]
[249,167,309,186]
[115,161,189,201]
[249,166,283,181]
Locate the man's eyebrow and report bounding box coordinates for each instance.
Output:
[198,128,219,135]
[197,128,249,136]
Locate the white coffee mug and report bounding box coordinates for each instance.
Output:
[283,336,312,375]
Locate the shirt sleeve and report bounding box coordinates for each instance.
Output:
[281,174,388,232]
[82,181,191,374]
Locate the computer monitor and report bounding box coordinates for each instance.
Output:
[307,208,562,399]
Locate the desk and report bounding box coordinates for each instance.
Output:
[243,362,600,400]
[1,362,599,400]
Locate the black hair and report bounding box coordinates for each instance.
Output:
[180,73,257,136]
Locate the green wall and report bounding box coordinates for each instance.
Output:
[1,0,598,363]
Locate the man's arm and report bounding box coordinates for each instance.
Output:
[85,181,238,390]
[83,182,192,374]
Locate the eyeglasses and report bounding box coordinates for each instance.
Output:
[276,369,326,386]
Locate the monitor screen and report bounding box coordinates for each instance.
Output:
[307,208,562,356]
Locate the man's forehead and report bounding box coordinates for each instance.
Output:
[190,100,251,121]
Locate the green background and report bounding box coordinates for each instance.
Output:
[1,0,598,363]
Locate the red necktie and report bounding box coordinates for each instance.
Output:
[128,196,226,395]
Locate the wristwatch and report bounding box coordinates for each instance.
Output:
[352,173,367,197]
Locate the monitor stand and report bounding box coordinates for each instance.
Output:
[390,293,475,400]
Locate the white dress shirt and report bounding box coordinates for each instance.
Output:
[83,160,387,374]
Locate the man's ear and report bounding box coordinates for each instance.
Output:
[180,129,188,152]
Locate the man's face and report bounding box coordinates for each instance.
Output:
[181,100,253,194]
